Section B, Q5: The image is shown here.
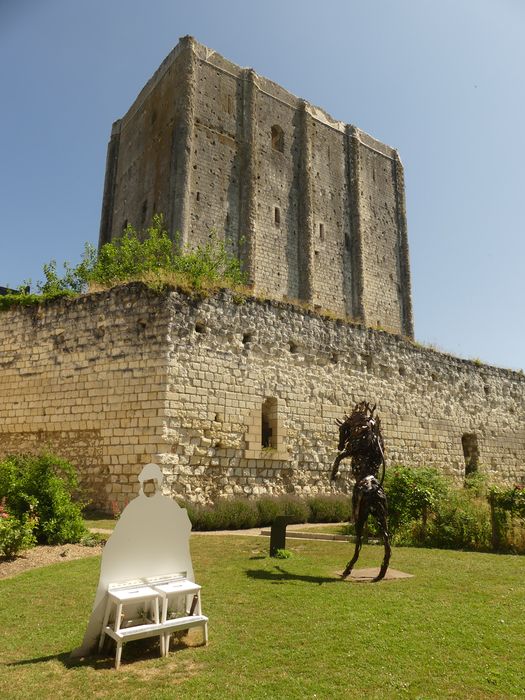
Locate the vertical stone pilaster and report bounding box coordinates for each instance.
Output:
[298,101,314,304]
[169,35,197,248]
[98,120,121,248]
[346,125,366,324]
[393,151,414,338]
[239,69,258,286]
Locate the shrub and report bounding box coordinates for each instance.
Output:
[307,495,351,523]
[89,219,174,286]
[280,496,310,524]
[383,467,497,551]
[183,502,222,531]
[384,465,449,536]
[424,490,492,551]
[0,507,37,558]
[489,484,525,519]
[488,485,525,552]
[215,498,259,529]
[464,471,489,497]
[185,498,258,531]
[183,494,347,531]
[0,453,86,545]
[80,531,108,547]
[92,218,246,289]
[256,497,286,526]
[168,230,246,289]
[37,246,96,295]
[273,548,292,559]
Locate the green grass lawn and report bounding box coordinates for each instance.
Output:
[0,536,523,699]
[83,516,116,531]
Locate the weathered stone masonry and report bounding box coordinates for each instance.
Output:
[1,285,523,510]
[99,36,413,338]
[0,287,172,509]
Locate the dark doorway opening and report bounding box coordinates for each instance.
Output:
[462,433,480,475]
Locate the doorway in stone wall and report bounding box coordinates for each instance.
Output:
[462,433,480,475]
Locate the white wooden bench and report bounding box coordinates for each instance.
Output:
[99,573,208,668]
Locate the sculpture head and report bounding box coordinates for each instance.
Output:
[335,401,383,457]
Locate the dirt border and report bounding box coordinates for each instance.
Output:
[0,543,104,580]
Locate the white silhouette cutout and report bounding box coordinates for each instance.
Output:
[73,464,194,657]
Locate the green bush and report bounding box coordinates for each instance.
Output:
[256,497,286,526]
[424,491,492,551]
[384,465,449,536]
[180,477,524,555]
[185,498,258,531]
[0,453,86,545]
[0,508,37,558]
[307,495,351,523]
[184,494,343,531]
[89,219,173,286]
[183,503,221,531]
[215,498,259,529]
[489,485,525,518]
[383,466,506,552]
[488,485,525,552]
[280,496,311,524]
[93,218,246,289]
[464,471,488,497]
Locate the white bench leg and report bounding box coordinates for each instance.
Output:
[115,641,123,669]
[153,597,167,658]
[99,598,113,653]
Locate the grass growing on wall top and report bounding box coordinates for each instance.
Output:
[0,536,523,699]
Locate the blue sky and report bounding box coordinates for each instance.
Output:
[1,0,524,370]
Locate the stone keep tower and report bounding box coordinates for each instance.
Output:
[99,36,414,337]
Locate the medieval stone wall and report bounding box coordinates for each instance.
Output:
[1,285,523,510]
[161,288,524,503]
[0,286,171,509]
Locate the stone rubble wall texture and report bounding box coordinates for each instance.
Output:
[0,286,172,509]
[99,36,413,338]
[1,285,523,510]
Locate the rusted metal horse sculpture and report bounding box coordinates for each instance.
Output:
[331,401,391,581]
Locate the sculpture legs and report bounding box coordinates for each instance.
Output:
[341,504,367,579]
[342,485,391,582]
[372,503,391,582]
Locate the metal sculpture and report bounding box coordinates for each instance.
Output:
[331,401,391,581]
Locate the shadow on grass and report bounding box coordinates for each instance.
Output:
[7,637,172,670]
[4,635,193,671]
[6,650,115,670]
[245,565,338,586]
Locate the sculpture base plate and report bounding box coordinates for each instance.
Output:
[337,567,414,582]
